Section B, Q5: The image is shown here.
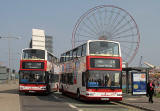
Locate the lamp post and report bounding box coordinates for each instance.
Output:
[0,36,20,81]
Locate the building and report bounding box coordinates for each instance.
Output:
[45,35,53,53]
[0,65,8,83]
[29,29,53,54]
[29,29,45,50]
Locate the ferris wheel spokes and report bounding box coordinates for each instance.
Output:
[72,5,140,64]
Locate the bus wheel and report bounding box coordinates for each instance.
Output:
[77,89,80,100]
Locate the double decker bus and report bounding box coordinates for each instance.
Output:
[59,40,122,101]
[19,48,59,93]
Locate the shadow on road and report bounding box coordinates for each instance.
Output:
[52,92,116,106]
[0,89,19,94]
[20,92,117,107]
[21,92,62,103]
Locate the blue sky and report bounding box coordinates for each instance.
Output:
[0,0,160,70]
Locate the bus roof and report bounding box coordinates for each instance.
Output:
[61,40,120,55]
[22,48,57,58]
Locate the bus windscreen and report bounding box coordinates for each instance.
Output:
[19,71,45,83]
[22,49,45,59]
[89,41,119,56]
[87,70,121,88]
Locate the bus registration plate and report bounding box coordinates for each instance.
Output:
[101,98,109,100]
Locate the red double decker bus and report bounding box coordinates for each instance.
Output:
[59,40,122,101]
[19,48,59,94]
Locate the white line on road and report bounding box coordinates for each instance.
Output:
[53,95,59,100]
[68,103,78,109]
[53,94,83,111]
[68,103,83,111]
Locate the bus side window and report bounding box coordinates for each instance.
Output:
[67,74,69,84]
[62,74,65,83]
[77,46,82,58]
[61,74,63,83]
[60,74,62,82]
[62,74,66,84]
[82,44,86,56]
[60,53,65,62]
[65,74,67,84]
[47,53,52,62]
[82,72,86,86]
[73,48,78,59]
[69,51,73,60]
[68,73,73,85]
[45,72,50,83]
[66,52,70,61]
[50,74,54,83]
[53,56,57,63]
[60,57,62,62]
[63,53,66,62]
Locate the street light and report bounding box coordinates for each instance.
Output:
[0,36,21,81]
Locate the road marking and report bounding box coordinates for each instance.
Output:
[126,98,137,100]
[68,103,83,111]
[53,95,59,100]
[68,103,78,109]
[53,94,83,111]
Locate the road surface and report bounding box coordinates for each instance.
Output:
[20,92,143,111]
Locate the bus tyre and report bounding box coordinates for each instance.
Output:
[77,89,80,100]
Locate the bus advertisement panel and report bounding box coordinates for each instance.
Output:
[132,72,147,95]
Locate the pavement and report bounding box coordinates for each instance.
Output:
[0,80,20,111]
[120,93,160,111]
[0,81,160,111]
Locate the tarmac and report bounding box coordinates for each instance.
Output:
[0,81,160,111]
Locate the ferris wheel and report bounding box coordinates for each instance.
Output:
[72,5,140,64]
